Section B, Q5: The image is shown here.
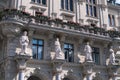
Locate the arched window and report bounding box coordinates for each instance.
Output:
[27,76,41,80]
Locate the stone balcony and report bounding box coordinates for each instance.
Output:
[0,9,120,40]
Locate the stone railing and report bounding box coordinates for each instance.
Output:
[0,9,120,38]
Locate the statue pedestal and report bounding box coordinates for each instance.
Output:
[51,59,65,80]
[82,61,94,80]
[107,65,119,80]
[14,54,31,80]
[16,48,32,56]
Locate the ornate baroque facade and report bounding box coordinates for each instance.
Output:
[0,0,120,80]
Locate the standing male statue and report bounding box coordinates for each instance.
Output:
[84,42,93,61]
[20,31,29,54]
[109,46,115,64]
[54,38,64,59]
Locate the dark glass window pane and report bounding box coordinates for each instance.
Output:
[64,43,74,62]
[32,39,37,44]
[37,0,41,3]
[92,47,100,65]
[86,0,88,2]
[32,0,35,2]
[90,5,93,16]
[108,14,111,25]
[112,15,115,26]
[70,0,73,11]
[94,6,97,17]
[64,44,69,48]
[42,0,46,5]
[93,0,96,4]
[38,47,43,60]
[61,0,64,9]
[32,46,37,59]
[38,40,43,45]
[64,50,68,60]
[86,4,89,15]
[65,0,69,10]
[89,0,92,3]
[32,39,44,60]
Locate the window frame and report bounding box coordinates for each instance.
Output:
[86,0,97,17]
[31,0,47,6]
[64,43,74,62]
[32,39,44,60]
[108,14,116,26]
[61,0,74,12]
[92,47,100,65]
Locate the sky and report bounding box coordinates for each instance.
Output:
[116,0,120,3]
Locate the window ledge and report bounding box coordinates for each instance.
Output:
[60,9,75,16]
[30,1,47,7]
[86,15,98,19]
[86,15,99,23]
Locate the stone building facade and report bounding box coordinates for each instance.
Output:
[0,0,120,80]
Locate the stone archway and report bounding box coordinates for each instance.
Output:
[27,76,41,80]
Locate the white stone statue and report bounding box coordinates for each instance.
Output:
[109,46,115,64]
[20,31,29,54]
[84,42,93,61]
[54,38,64,59]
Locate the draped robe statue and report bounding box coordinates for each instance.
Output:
[54,38,64,59]
[84,42,93,61]
[109,46,115,64]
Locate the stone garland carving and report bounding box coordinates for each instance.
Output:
[84,42,93,62]
[20,31,29,54]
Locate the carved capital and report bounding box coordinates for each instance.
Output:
[52,59,65,74]
[14,55,31,70]
[82,61,94,75]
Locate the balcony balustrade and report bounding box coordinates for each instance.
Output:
[0,9,120,38]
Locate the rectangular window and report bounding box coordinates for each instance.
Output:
[64,43,74,62]
[70,0,73,11]
[112,15,115,26]
[92,47,100,65]
[93,6,97,17]
[86,4,89,15]
[32,39,44,60]
[42,0,46,5]
[31,0,46,5]
[108,14,116,26]
[37,0,41,3]
[90,5,93,16]
[108,14,111,26]
[61,0,74,11]
[32,0,35,2]
[86,0,97,17]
